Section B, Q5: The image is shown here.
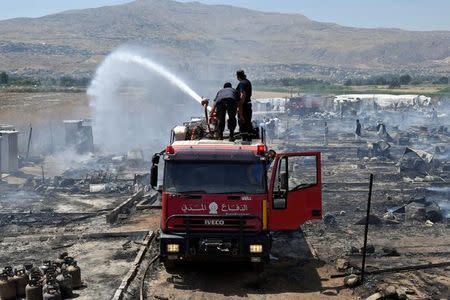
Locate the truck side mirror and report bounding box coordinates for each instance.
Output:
[267,149,276,164]
[150,165,158,189]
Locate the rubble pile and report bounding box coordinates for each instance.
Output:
[21,153,151,196]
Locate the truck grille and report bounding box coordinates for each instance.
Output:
[166,215,262,232]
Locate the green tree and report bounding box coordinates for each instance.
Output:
[0,71,8,85]
[437,76,449,84]
[388,79,401,89]
[375,76,388,85]
[344,79,352,86]
[400,74,412,85]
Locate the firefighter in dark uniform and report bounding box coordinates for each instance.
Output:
[211,82,239,140]
[236,70,253,140]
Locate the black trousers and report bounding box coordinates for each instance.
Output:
[216,98,237,137]
[239,102,253,134]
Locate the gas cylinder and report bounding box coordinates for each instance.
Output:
[55,252,68,268]
[14,267,28,298]
[66,259,81,289]
[2,267,13,277]
[44,270,58,287]
[42,284,61,300]
[2,267,14,285]
[25,276,43,300]
[63,256,73,267]
[24,263,34,276]
[29,268,43,283]
[40,261,52,275]
[0,272,16,300]
[43,278,59,293]
[44,265,59,285]
[56,269,72,298]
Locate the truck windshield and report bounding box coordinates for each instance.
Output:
[164,161,266,194]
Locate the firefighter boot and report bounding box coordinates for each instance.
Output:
[214,131,223,140]
[228,131,235,142]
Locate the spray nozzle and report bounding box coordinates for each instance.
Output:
[201,97,210,107]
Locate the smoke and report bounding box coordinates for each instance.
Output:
[87,47,202,154]
[46,148,95,175]
[426,187,450,220]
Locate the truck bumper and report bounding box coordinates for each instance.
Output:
[160,231,271,263]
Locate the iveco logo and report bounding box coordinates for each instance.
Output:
[204,219,225,225]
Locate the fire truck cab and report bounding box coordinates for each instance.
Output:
[150,121,322,270]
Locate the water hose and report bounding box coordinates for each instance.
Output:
[203,103,213,136]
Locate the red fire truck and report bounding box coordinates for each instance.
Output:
[287,96,322,116]
[150,119,322,270]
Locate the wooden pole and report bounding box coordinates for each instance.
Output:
[41,165,45,184]
[331,261,450,278]
[49,121,54,154]
[26,124,32,159]
[361,173,374,283]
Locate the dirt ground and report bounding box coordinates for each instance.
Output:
[142,231,356,300]
[0,91,449,299]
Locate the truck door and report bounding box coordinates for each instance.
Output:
[268,152,322,230]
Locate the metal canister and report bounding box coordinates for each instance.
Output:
[44,269,58,287]
[14,267,29,297]
[43,278,59,293]
[29,268,43,283]
[56,268,72,298]
[63,256,73,267]
[2,267,13,277]
[42,283,61,300]
[66,259,81,289]
[3,267,14,283]
[26,276,43,300]
[39,261,52,275]
[24,263,34,276]
[0,272,16,300]
[55,252,68,268]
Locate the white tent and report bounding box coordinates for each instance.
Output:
[333,94,431,108]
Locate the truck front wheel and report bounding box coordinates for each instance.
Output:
[163,259,177,271]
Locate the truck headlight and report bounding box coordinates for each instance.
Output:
[249,244,263,253]
[167,244,180,253]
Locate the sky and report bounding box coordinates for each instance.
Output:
[0,0,449,31]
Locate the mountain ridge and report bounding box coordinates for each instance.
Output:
[0,0,448,78]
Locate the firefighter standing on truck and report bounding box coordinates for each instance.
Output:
[236,70,253,140]
[210,82,239,141]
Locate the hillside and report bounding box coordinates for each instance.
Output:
[0,0,449,78]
